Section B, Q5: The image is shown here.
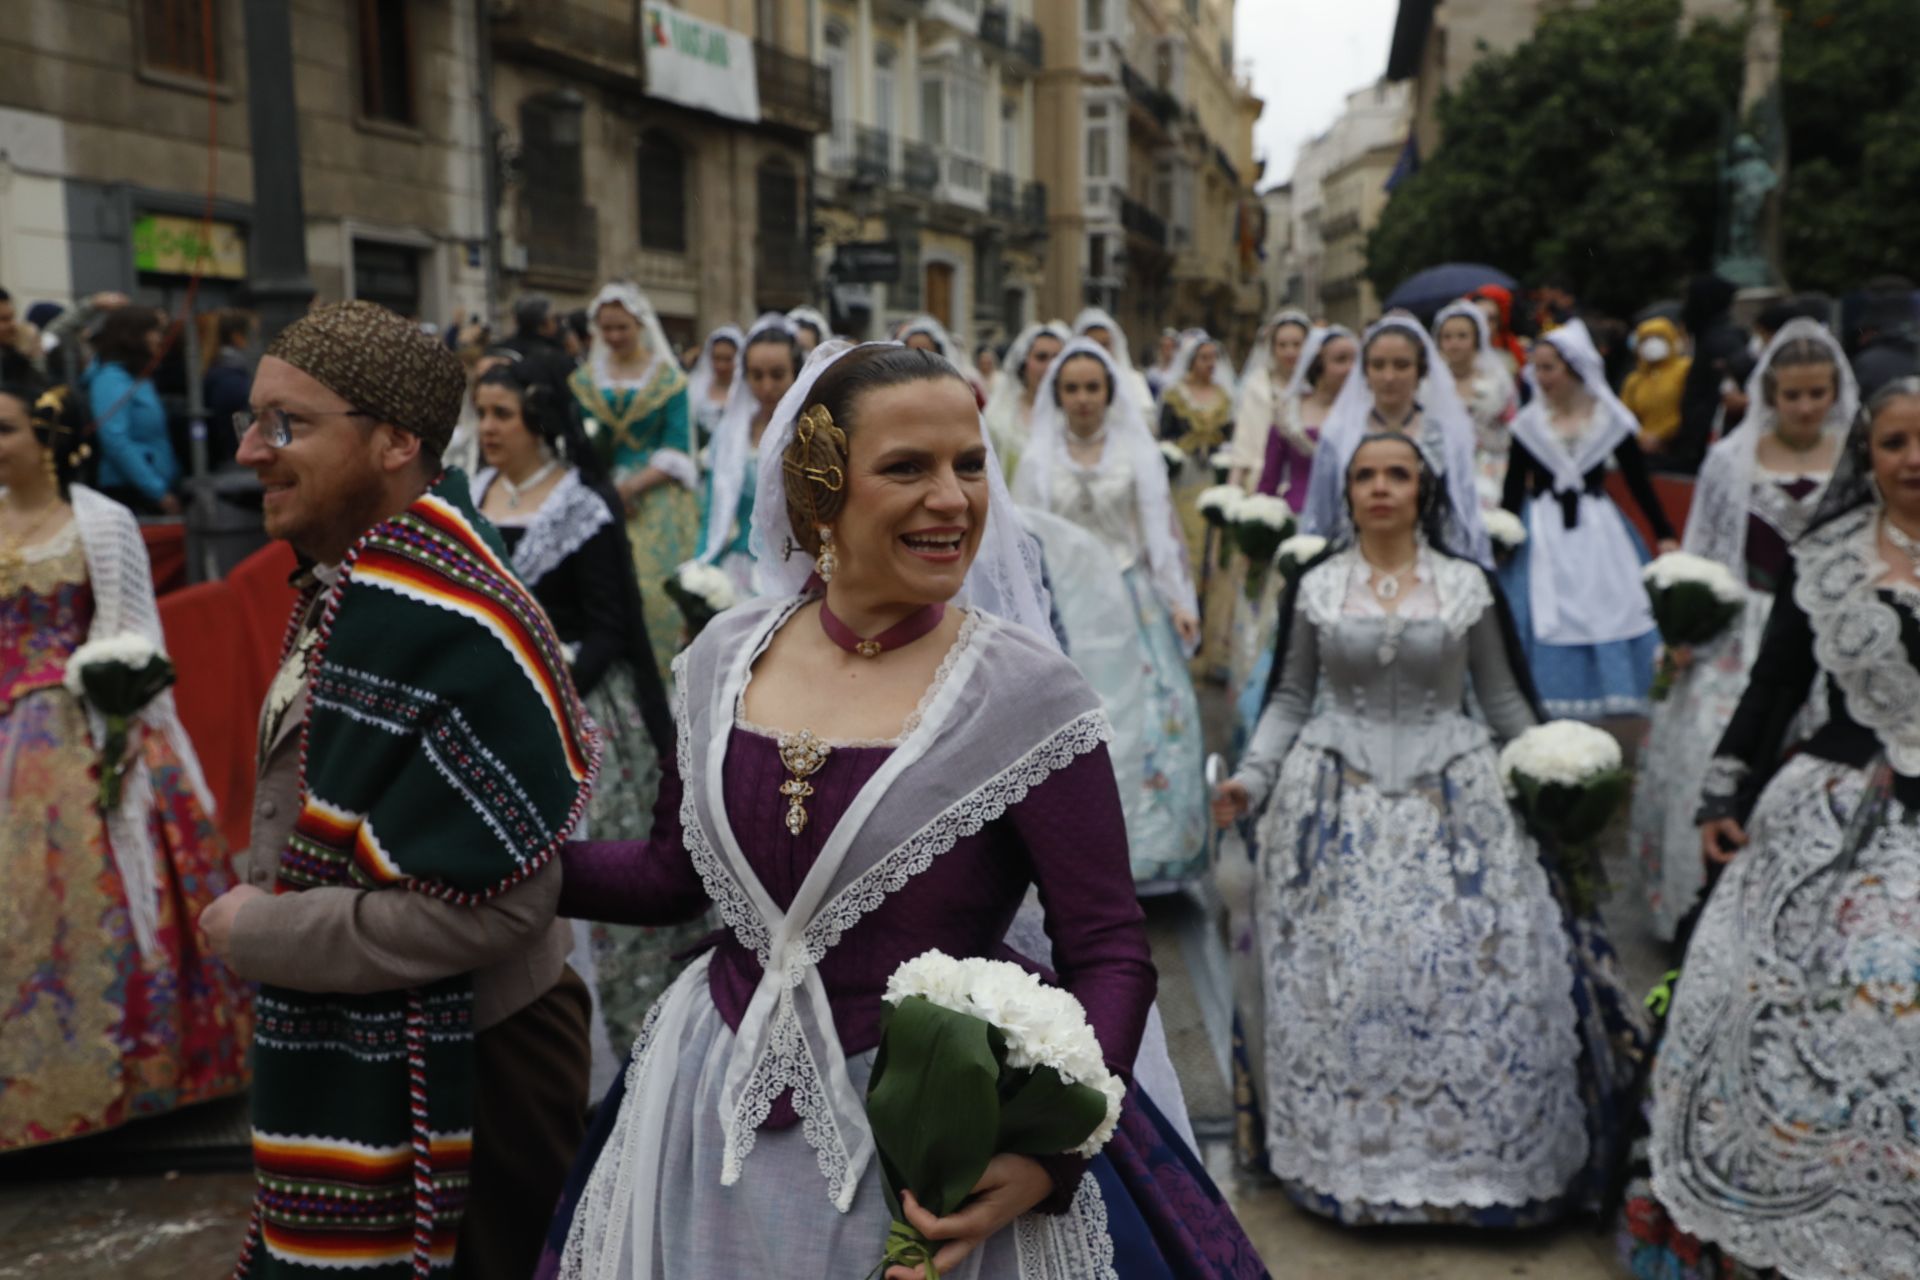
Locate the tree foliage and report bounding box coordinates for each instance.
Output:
[1366,0,1745,316]
[1776,0,1920,291]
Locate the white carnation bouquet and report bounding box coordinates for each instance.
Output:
[1498,720,1631,914]
[1157,440,1186,480]
[868,950,1125,1276]
[1483,508,1527,555]
[1275,533,1327,585]
[1208,446,1236,483]
[1641,551,1746,700]
[1228,493,1298,598]
[64,633,176,811]
[663,560,737,637]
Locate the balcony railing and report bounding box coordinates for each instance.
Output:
[521,195,600,288]
[981,5,1010,48]
[903,141,940,195]
[1020,181,1046,229]
[988,171,1017,220]
[491,0,641,89]
[1014,21,1042,68]
[756,42,831,135]
[756,236,815,310]
[1121,62,1178,129]
[855,126,893,185]
[1117,187,1167,249]
[1213,142,1240,186]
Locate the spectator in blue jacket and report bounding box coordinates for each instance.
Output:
[87,305,181,514]
[200,308,255,468]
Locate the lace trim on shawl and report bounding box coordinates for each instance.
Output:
[798,707,1113,966]
[5,518,82,594]
[1302,547,1491,638]
[483,468,614,588]
[1793,506,1920,774]
[1014,1175,1120,1280]
[671,644,775,965]
[718,987,858,1208]
[733,610,984,748]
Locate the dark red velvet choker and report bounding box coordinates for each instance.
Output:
[818,594,947,659]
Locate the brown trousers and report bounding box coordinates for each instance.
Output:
[453,966,591,1280]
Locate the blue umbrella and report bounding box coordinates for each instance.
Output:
[1382,263,1518,320]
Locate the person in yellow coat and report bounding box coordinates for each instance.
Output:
[1621,316,1692,458]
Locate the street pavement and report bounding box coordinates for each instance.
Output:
[0,700,1662,1278]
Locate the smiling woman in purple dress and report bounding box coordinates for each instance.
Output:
[539,341,1268,1280]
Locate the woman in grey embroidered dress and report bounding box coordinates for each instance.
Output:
[1214,433,1643,1226]
[1628,319,1853,942]
[1652,379,1920,1280]
[539,344,1269,1280]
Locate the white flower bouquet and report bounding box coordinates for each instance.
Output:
[64,633,175,811]
[663,561,737,637]
[1483,508,1528,555]
[868,950,1125,1277]
[1158,440,1186,481]
[1229,493,1298,598]
[1641,551,1746,700]
[1275,533,1328,585]
[1498,720,1631,915]
[1208,446,1236,483]
[1194,484,1246,569]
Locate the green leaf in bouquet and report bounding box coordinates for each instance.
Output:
[1649,581,1743,649]
[992,1063,1109,1158]
[865,996,1005,1220]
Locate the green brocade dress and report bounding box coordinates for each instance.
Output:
[569,362,703,683]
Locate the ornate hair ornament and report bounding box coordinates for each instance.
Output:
[31,386,92,469]
[789,403,847,496]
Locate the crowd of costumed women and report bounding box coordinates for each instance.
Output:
[9,274,1911,1280]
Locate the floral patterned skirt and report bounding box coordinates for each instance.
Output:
[1651,754,1920,1279]
[0,687,252,1152]
[627,484,704,686]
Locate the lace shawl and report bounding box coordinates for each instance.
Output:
[70,485,216,959]
[670,596,1110,1211]
[1794,505,1920,774]
[470,467,613,588]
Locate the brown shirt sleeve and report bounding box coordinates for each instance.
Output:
[227,859,563,996]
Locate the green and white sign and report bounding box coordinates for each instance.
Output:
[643,5,760,124]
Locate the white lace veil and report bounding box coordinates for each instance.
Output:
[1434,299,1509,389]
[1239,307,1313,394]
[1014,337,1196,621]
[749,340,1059,647]
[1163,331,1237,404]
[686,324,744,411]
[1070,307,1139,376]
[1684,317,1859,573]
[1304,315,1490,563]
[587,281,675,389]
[1284,324,1357,401]
[785,306,832,347]
[699,313,796,563]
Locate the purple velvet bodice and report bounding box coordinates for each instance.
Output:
[559,721,1155,1133]
[1258,423,1317,511]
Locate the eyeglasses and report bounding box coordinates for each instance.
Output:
[234,407,377,448]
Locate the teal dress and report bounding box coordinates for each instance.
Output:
[699,449,758,596]
[569,361,703,682]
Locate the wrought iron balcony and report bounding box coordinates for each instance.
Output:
[980,5,1010,48]
[903,141,940,195]
[1014,21,1042,68]
[491,0,642,90]
[1117,187,1167,249]
[988,171,1017,220]
[1020,181,1046,229]
[855,126,893,185]
[1121,62,1179,129]
[755,42,831,135]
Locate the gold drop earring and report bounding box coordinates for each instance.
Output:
[815,524,838,583]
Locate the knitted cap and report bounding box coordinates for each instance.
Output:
[265,300,466,452]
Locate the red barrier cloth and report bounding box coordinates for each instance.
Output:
[156,542,298,854]
[142,522,187,596]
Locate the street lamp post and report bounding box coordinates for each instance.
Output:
[241,0,315,344]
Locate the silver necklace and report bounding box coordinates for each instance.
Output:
[1885,514,1920,564]
[500,459,559,508]
[1365,554,1419,601]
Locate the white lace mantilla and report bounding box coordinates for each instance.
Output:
[474,467,614,588]
[1652,752,1920,1279]
[1794,506,1920,774]
[1300,546,1491,639]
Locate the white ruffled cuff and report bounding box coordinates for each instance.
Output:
[649,448,699,490]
